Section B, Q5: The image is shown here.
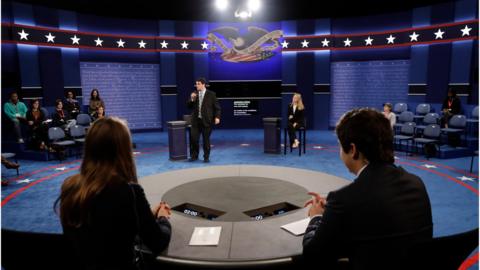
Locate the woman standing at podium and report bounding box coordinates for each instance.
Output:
[287,93,305,148]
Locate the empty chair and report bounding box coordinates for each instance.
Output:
[413,103,431,121]
[70,125,86,158]
[441,115,467,134]
[393,103,408,114]
[413,124,441,157]
[466,106,479,137]
[48,127,75,160]
[393,111,414,131]
[76,113,91,126]
[70,125,86,144]
[416,113,439,133]
[394,122,416,154]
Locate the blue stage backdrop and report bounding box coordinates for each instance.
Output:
[80,62,162,130]
[330,60,410,127]
[208,22,282,81]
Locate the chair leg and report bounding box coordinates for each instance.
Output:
[470,155,474,173]
[303,129,306,154]
[298,130,301,157]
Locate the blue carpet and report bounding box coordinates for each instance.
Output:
[1,130,478,262]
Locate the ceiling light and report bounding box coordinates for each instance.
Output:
[215,0,228,11]
[247,0,261,12]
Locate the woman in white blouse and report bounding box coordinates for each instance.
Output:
[383,103,396,129]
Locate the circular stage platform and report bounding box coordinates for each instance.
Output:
[139,165,350,266]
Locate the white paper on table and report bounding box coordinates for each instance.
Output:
[281,218,311,236]
[189,226,222,246]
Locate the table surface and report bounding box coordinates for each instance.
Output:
[139,165,350,264]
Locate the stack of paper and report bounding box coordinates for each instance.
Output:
[281,218,311,236]
[189,226,222,246]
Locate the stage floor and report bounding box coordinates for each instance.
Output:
[1,129,478,266]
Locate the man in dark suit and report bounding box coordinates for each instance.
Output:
[187,77,221,163]
[302,108,433,270]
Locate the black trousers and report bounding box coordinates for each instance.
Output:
[287,122,300,145]
[190,118,212,159]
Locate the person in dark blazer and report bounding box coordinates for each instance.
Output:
[441,88,462,128]
[26,99,48,150]
[287,93,305,148]
[302,108,433,270]
[57,117,171,270]
[187,77,221,163]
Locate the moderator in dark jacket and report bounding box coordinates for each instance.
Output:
[441,96,462,115]
[302,162,433,270]
[62,183,171,270]
[287,104,305,127]
[187,90,221,127]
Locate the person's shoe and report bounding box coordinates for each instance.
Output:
[4,161,19,169]
[203,158,210,163]
[188,157,198,162]
[17,138,24,143]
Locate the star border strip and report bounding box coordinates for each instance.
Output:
[2,19,478,52]
[283,19,478,51]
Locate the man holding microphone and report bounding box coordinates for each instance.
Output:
[187,77,221,163]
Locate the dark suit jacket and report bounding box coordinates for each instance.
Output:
[63,183,171,270]
[302,163,433,270]
[287,104,305,127]
[442,97,462,115]
[187,89,221,127]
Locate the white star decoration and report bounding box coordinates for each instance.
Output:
[321,38,330,47]
[70,35,80,45]
[409,32,419,42]
[281,40,289,48]
[343,38,352,47]
[117,39,125,48]
[45,32,55,43]
[181,41,189,49]
[386,35,396,44]
[422,164,437,169]
[17,179,32,184]
[160,40,168,48]
[301,39,309,48]
[94,37,103,46]
[18,29,29,40]
[201,41,209,49]
[461,25,472,36]
[365,36,374,46]
[457,176,475,182]
[434,29,445,39]
[138,40,146,48]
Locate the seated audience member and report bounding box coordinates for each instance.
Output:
[26,99,48,150]
[287,93,305,148]
[382,102,396,129]
[56,117,171,269]
[88,88,105,117]
[92,105,105,121]
[302,108,433,269]
[52,99,76,131]
[3,92,28,143]
[441,88,462,128]
[64,90,81,120]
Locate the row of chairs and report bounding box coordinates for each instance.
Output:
[46,114,92,160]
[394,103,478,124]
[394,116,468,156]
